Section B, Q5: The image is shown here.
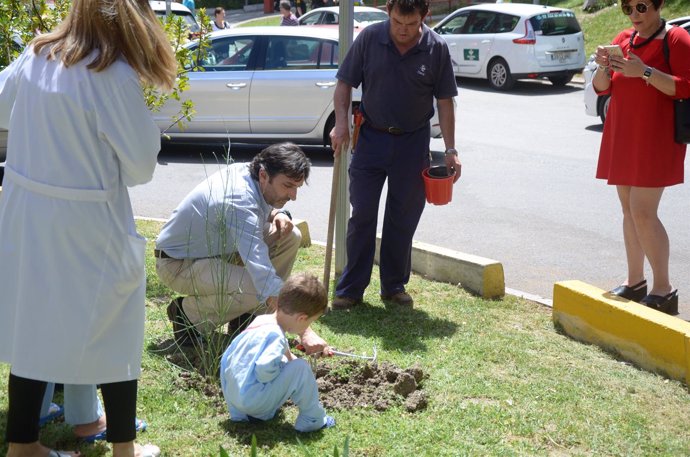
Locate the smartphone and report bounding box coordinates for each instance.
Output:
[603,45,624,57]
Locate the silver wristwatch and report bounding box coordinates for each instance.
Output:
[444,148,458,156]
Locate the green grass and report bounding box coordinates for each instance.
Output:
[2,218,690,456]
[235,15,281,27]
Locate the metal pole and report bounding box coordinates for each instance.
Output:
[165,0,172,16]
[334,0,354,277]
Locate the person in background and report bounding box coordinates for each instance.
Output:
[294,0,307,18]
[329,0,459,310]
[592,0,690,314]
[220,273,336,432]
[0,0,177,456]
[212,6,230,31]
[154,143,328,355]
[279,1,299,26]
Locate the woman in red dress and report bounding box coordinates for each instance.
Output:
[592,0,690,314]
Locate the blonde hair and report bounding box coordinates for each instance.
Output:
[278,273,327,317]
[32,0,176,91]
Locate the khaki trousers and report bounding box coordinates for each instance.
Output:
[156,225,301,331]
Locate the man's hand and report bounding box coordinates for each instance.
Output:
[272,213,294,240]
[329,123,350,157]
[444,153,462,183]
[299,326,331,357]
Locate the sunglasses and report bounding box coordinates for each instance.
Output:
[621,2,651,15]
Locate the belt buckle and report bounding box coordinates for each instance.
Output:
[387,127,404,135]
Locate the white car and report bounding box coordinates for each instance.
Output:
[584,16,690,124]
[433,3,585,90]
[298,6,388,29]
[149,0,200,34]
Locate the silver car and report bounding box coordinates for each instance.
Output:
[434,3,585,90]
[154,27,363,146]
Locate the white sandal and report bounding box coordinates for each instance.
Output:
[138,444,161,457]
[48,451,79,457]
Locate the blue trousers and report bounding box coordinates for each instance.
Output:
[224,358,326,432]
[40,383,103,425]
[335,123,430,299]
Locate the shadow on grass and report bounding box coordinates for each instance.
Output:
[320,301,458,352]
[219,410,332,451]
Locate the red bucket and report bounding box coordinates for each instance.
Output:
[422,166,455,205]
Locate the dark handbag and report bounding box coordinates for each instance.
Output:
[674,99,690,144]
[663,30,690,144]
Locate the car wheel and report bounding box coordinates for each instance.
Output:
[324,114,335,148]
[597,94,611,124]
[548,75,573,87]
[487,58,514,91]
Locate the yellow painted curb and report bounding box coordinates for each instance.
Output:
[553,280,690,385]
[375,236,505,299]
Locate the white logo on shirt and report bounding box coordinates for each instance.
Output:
[417,64,427,76]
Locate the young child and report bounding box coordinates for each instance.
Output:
[220,273,335,432]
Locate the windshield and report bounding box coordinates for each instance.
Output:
[529,11,581,36]
[353,11,387,23]
[155,11,200,33]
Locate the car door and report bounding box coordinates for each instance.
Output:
[435,11,495,76]
[249,36,339,134]
[154,35,256,136]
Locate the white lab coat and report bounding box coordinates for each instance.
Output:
[0,48,160,384]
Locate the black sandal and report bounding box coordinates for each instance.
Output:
[640,290,678,315]
[610,279,647,303]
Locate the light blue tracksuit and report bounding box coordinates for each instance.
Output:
[220,322,326,432]
[40,383,103,424]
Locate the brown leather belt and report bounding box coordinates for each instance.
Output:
[366,123,406,135]
[154,249,172,259]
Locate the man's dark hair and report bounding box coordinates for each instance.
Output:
[386,0,429,17]
[214,6,225,15]
[249,142,311,183]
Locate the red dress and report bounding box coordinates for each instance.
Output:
[596,26,690,187]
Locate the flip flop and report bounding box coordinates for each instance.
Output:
[39,402,64,426]
[81,418,147,443]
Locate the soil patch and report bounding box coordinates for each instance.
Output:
[313,358,428,412]
[156,337,428,413]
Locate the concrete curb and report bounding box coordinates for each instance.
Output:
[375,237,505,299]
[553,280,690,385]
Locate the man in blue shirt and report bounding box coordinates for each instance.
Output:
[155,143,328,353]
[329,0,460,309]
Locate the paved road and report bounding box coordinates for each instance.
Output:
[131,77,690,321]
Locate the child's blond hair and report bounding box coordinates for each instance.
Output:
[278,273,327,317]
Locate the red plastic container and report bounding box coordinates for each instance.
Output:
[422,166,455,205]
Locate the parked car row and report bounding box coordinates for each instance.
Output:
[434,3,585,90]
[583,16,690,124]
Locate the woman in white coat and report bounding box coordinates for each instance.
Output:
[0,1,177,456]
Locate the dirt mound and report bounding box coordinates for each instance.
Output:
[313,359,428,412]
[159,337,428,413]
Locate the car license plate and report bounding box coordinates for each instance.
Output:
[551,51,568,63]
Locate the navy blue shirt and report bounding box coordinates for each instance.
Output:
[337,20,457,132]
